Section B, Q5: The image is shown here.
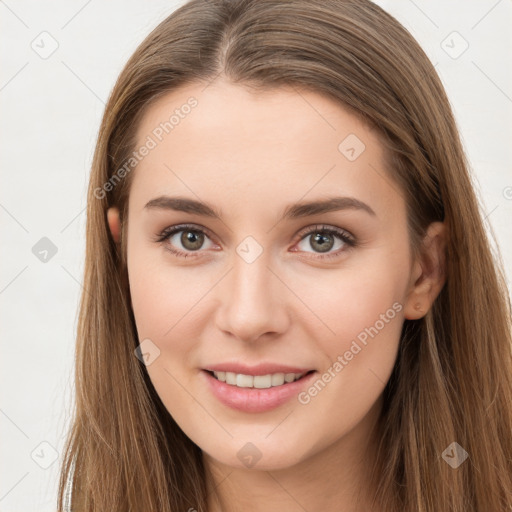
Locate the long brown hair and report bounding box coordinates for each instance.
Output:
[57,1,512,510]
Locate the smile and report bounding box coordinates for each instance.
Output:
[202,369,317,413]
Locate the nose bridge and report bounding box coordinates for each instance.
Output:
[230,232,275,302]
[232,250,272,305]
[216,242,288,341]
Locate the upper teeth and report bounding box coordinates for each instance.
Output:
[213,371,305,388]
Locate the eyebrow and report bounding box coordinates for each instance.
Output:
[144,195,376,220]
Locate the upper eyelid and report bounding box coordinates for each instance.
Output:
[162,223,217,242]
[296,224,354,240]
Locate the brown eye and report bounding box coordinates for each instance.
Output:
[179,230,205,251]
[293,224,356,260]
[155,224,216,259]
[308,232,335,253]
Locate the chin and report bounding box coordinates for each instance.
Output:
[202,437,311,472]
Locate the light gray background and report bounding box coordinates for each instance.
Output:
[1,1,511,510]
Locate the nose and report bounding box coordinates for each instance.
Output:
[214,252,290,343]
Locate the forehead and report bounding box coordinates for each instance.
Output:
[128,79,403,222]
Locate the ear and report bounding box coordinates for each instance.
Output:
[403,221,447,320]
[107,207,121,244]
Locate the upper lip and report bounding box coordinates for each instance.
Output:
[203,362,315,376]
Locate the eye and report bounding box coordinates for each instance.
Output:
[154,224,217,259]
[292,224,356,260]
[154,223,356,260]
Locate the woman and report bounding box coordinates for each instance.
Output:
[58,0,512,510]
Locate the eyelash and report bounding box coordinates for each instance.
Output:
[154,223,357,261]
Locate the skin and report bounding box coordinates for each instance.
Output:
[107,79,446,511]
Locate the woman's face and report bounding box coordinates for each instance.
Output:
[119,79,424,471]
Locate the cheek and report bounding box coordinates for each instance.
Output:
[330,275,404,351]
[292,259,405,415]
[290,256,406,355]
[127,255,206,418]
[127,245,204,342]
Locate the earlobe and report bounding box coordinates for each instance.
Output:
[403,221,447,320]
[107,207,121,244]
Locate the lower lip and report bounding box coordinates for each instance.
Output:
[201,370,317,413]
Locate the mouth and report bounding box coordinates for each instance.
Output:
[204,369,316,389]
[201,369,318,413]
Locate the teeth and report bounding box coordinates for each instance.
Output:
[212,371,305,388]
